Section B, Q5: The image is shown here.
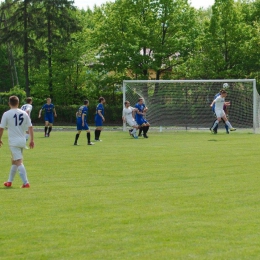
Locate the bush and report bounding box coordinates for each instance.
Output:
[31,104,123,126]
[0,86,26,105]
[0,104,9,116]
[0,104,123,126]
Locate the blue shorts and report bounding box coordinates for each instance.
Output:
[77,119,89,131]
[44,114,54,124]
[95,115,103,127]
[136,117,148,126]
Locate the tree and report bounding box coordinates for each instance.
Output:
[199,0,250,78]
[239,0,260,82]
[89,0,199,101]
[91,0,197,79]
[0,0,82,100]
[0,0,50,95]
[36,0,81,98]
[0,45,14,91]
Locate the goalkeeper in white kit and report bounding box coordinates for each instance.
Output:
[122,101,139,138]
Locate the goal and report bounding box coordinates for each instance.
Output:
[122,79,259,133]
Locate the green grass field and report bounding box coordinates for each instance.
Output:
[1,129,260,259]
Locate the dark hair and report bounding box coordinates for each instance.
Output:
[220,89,227,94]
[138,97,143,102]
[124,101,130,105]
[84,100,89,105]
[99,97,105,103]
[26,97,32,103]
[9,95,19,106]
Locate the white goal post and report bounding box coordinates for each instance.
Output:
[122,79,259,133]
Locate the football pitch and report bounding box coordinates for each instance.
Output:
[1,129,260,259]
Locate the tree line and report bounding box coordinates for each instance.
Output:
[0,0,259,115]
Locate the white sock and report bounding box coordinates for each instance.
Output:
[8,165,18,182]
[212,120,219,130]
[131,129,137,134]
[18,164,29,184]
[25,134,29,141]
[226,121,232,129]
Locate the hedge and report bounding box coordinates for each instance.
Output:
[0,104,123,126]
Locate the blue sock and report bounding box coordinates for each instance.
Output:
[225,124,229,133]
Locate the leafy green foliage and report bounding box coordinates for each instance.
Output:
[1,0,260,113]
[0,85,26,104]
[0,46,14,91]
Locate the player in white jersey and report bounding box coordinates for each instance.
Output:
[21,97,33,117]
[210,89,236,133]
[0,96,34,188]
[122,101,139,138]
[21,97,33,146]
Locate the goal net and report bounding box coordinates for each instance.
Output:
[123,79,259,133]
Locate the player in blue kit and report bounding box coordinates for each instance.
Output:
[94,97,105,141]
[135,97,150,138]
[74,100,94,146]
[38,98,57,137]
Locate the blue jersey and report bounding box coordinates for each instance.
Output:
[95,103,104,127]
[135,102,148,125]
[76,105,89,130]
[96,103,104,116]
[135,103,146,121]
[212,93,220,112]
[77,105,88,121]
[41,103,55,114]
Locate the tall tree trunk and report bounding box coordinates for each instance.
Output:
[23,0,30,96]
[47,12,52,98]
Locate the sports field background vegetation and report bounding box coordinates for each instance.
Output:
[1,0,260,109]
[1,130,260,259]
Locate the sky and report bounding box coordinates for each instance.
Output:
[76,0,215,10]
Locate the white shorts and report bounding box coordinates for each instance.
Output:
[215,109,225,118]
[10,146,23,161]
[126,119,138,127]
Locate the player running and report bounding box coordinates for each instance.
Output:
[122,101,139,138]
